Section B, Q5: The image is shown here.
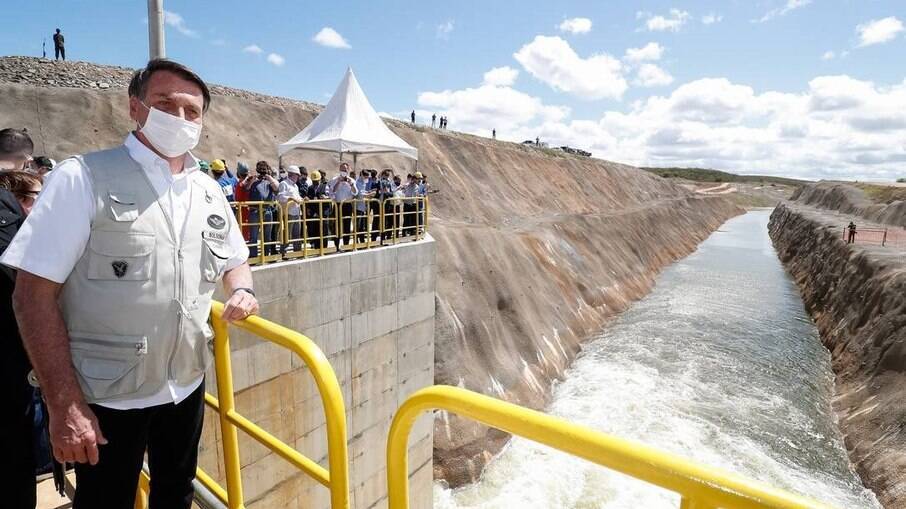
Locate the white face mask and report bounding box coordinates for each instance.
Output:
[340,171,348,178]
[139,103,202,158]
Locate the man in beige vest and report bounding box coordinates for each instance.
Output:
[1,59,259,509]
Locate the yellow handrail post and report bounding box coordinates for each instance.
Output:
[387,386,831,509]
[210,310,246,509]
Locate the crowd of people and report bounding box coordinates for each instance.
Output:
[0,58,437,509]
[195,157,433,259]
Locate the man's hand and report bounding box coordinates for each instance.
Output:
[49,398,107,465]
[222,289,259,322]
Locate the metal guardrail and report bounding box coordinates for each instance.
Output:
[135,301,350,509]
[386,385,833,509]
[232,197,429,266]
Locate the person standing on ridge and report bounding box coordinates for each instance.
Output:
[410,110,416,124]
[431,113,436,128]
[1,58,258,509]
[492,129,496,139]
[53,28,65,61]
[847,221,857,244]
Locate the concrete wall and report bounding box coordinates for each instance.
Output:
[198,238,437,509]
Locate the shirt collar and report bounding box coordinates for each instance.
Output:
[124,133,199,178]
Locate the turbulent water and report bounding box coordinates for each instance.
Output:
[434,210,880,509]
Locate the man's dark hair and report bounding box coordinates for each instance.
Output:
[33,156,53,168]
[0,128,34,158]
[128,58,211,112]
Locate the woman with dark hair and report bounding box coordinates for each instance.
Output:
[0,171,43,508]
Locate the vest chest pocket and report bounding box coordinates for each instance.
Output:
[86,231,155,281]
[69,331,148,401]
[107,191,139,222]
[202,236,234,283]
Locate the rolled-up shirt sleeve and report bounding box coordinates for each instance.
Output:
[0,158,94,284]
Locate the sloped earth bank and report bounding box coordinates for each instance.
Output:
[791,181,906,227]
[0,60,740,486]
[769,203,906,507]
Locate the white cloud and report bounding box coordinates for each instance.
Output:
[624,42,664,62]
[313,27,351,49]
[514,35,627,100]
[755,0,812,23]
[821,51,836,61]
[856,17,904,47]
[419,66,906,180]
[558,17,592,34]
[163,10,198,38]
[266,53,285,66]
[437,20,455,40]
[242,44,263,55]
[417,82,569,135]
[635,64,674,87]
[483,66,519,87]
[701,13,723,25]
[637,9,691,32]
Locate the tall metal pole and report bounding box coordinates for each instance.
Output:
[147,0,166,59]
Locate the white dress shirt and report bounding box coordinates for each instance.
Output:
[1,134,249,409]
[329,175,358,202]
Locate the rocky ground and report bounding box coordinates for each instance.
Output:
[0,55,321,111]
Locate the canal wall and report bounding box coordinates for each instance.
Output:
[769,202,906,507]
[200,239,437,509]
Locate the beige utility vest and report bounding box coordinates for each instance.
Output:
[60,146,236,404]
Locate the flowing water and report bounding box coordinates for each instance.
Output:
[434,210,880,509]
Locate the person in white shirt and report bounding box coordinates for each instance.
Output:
[1,59,259,509]
[328,162,358,248]
[277,165,304,253]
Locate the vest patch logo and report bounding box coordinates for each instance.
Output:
[207,214,226,230]
[111,260,129,278]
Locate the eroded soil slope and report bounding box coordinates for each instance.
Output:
[770,193,906,507]
[0,60,741,485]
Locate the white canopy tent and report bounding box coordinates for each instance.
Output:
[277,68,418,165]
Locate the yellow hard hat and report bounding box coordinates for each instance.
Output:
[210,159,226,172]
[310,171,321,181]
[415,171,424,179]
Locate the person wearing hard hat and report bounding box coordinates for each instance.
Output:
[210,158,238,202]
[1,59,258,509]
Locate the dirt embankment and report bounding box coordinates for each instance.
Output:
[769,199,906,507]
[791,182,906,228]
[0,56,742,487]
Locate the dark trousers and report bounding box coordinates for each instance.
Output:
[336,202,354,247]
[369,201,381,241]
[848,231,855,244]
[55,46,65,60]
[356,208,368,243]
[0,374,36,509]
[403,203,417,236]
[73,381,205,509]
[380,202,396,242]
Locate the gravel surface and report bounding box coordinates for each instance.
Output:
[0,55,322,112]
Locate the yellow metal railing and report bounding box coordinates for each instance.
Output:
[233,197,429,266]
[386,385,832,509]
[136,301,350,509]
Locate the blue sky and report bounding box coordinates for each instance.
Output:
[2,1,906,180]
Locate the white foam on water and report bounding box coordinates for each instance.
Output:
[435,211,881,509]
